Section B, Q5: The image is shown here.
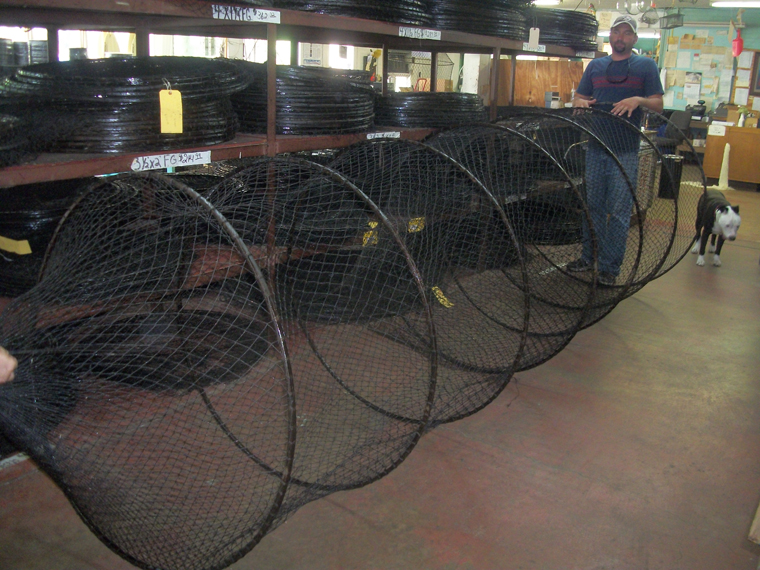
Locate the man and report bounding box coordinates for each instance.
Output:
[0,346,17,384]
[569,14,664,286]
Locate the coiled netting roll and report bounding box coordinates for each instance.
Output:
[0,107,706,570]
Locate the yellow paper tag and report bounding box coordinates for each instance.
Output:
[408,217,425,233]
[0,235,32,255]
[159,89,183,134]
[363,221,379,247]
[431,286,454,308]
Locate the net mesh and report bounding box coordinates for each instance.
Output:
[0,108,704,570]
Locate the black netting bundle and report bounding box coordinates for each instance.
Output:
[272,0,433,25]
[231,64,375,135]
[375,92,488,128]
[524,8,599,51]
[0,57,254,153]
[430,0,530,40]
[0,107,705,570]
[0,179,90,296]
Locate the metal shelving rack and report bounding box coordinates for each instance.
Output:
[0,0,603,187]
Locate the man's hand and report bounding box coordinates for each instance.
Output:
[573,97,596,108]
[611,96,641,117]
[0,346,17,385]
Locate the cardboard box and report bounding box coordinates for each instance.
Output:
[726,109,741,124]
[744,117,759,128]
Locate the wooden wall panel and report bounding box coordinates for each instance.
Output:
[495,59,584,107]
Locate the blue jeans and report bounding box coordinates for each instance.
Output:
[581,144,639,276]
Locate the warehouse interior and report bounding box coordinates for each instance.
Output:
[1,1,760,570]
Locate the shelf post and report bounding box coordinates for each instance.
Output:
[267,22,277,157]
[135,28,149,57]
[489,47,501,121]
[381,44,388,97]
[45,27,59,61]
[431,51,438,93]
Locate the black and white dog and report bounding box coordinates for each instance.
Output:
[691,189,741,267]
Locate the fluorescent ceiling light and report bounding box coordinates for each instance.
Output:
[598,31,661,38]
[533,0,561,5]
[712,1,760,5]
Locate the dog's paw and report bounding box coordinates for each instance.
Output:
[708,244,716,253]
[713,255,722,267]
[696,255,705,266]
[690,244,698,254]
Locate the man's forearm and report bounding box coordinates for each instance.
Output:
[637,95,664,114]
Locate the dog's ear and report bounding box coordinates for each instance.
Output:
[732,204,740,214]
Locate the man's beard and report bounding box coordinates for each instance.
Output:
[612,41,627,53]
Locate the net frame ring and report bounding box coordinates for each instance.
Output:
[203,155,439,494]
[22,172,297,568]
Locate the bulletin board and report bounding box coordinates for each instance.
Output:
[732,49,758,112]
[660,26,733,111]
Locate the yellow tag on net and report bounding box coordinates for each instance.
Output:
[363,221,379,247]
[431,286,454,308]
[0,235,32,255]
[407,217,425,233]
[159,89,183,134]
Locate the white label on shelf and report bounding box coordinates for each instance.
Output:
[708,124,726,137]
[521,42,546,53]
[399,27,441,41]
[367,132,401,140]
[575,50,596,59]
[131,151,212,172]
[211,5,281,23]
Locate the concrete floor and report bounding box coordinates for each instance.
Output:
[1,189,759,570]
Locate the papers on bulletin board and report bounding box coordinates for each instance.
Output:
[736,68,751,88]
[660,68,667,90]
[735,87,749,106]
[677,51,692,69]
[753,98,760,112]
[664,51,677,68]
[695,29,709,38]
[663,90,675,108]
[738,51,753,69]
[684,82,701,99]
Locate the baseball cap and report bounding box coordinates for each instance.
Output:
[611,15,638,34]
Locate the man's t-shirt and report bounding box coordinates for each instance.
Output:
[576,54,663,152]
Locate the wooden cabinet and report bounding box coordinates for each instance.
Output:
[0,0,603,188]
[703,126,760,184]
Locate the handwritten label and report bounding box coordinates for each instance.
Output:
[528,27,540,50]
[212,5,281,23]
[708,124,726,137]
[399,27,442,41]
[575,50,596,59]
[131,151,212,172]
[367,132,401,140]
[522,42,546,53]
[159,89,183,134]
